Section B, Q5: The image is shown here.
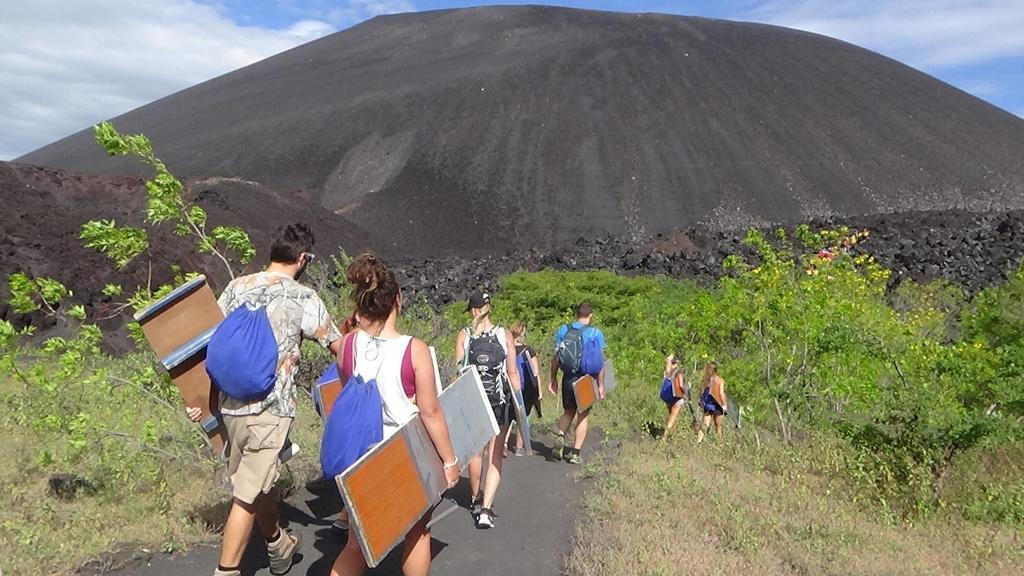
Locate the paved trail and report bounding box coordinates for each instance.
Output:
[111,430,595,576]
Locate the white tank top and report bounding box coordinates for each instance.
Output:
[351,331,419,439]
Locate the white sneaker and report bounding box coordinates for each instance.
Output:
[475,508,495,529]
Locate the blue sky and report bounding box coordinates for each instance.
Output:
[2,1,1022,159]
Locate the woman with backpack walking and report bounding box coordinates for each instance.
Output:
[659,353,691,439]
[455,291,522,529]
[507,322,542,456]
[696,361,728,443]
[329,253,460,576]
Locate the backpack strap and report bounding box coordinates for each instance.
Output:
[340,331,357,381]
[461,327,472,369]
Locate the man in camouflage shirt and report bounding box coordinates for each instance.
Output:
[192,223,341,576]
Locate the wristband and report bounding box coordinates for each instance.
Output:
[443,457,459,470]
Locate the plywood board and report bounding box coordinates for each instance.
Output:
[572,360,617,413]
[336,367,497,567]
[602,360,618,395]
[438,368,499,465]
[428,346,443,396]
[572,374,598,412]
[133,275,226,453]
[135,276,221,359]
[313,363,343,420]
[340,428,431,565]
[511,389,533,455]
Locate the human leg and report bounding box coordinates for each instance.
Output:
[219,499,257,568]
[573,407,590,450]
[713,413,724,437]
[330,533,366,576]
[468,451,483,506]
[254,488,280,538]
[663,402,683,438]
[218,411,293,572]
[401,514,432,576]
[481,425,509,510]
[697,413,712,443]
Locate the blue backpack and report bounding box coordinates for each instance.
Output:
[516,350,537,393]
[320,334,385,478]
[660,378,676,403]
[206,303,279,402]
[579,329,605,375]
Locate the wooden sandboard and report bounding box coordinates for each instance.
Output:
[336,367,497,567]
[133,275,226,453]
[572,359,617,412]
[511,388,533,456]
[511,350,534,455]
[520,349,542,418]
[313,363,343,420]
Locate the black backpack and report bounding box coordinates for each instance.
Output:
[464,327,508,405]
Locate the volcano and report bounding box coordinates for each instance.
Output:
[17,6,1024,257]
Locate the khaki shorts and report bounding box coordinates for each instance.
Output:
[223,410,292,505]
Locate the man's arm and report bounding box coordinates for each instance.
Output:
[301,293,342,350]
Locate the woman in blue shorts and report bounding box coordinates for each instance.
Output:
[696,361,728,443]
[659,354,690,438]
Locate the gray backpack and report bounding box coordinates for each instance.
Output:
[555,325,584,374]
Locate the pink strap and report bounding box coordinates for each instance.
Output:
[401,339,415,398]
[340,331,356,381]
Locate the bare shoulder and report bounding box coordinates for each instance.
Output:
[410,337,431,360]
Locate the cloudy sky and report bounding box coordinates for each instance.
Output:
[2,0,1022,160]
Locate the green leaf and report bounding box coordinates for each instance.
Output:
[210,226,256,264]
[66,305,87,321]
[7,272,39,313]
[102,283,123,297]
[187,206,207,229]
[80,220,149,269]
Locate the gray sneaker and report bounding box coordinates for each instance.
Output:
[213,569,241,576]
[567,450,581,465]
[554,433,565,461]
[267,528,301,575]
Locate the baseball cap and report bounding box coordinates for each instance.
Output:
[466,290,491,311]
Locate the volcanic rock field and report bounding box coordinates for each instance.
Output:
[5,6,1024,326]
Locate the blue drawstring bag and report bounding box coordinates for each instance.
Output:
[516,352,537,394]
[320,371,385,477]
[660,377,676,404]
[579,330,605,376]
[206,304,279,402]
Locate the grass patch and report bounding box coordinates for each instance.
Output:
[568,432,1024,576]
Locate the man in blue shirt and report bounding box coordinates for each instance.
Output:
[549,302,607,464]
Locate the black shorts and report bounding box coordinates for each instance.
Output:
[561,373,582,412]
[491,401,512,428]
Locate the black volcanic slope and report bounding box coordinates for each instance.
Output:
[20,6,1024,256]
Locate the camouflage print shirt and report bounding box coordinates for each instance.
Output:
[216,271,340,418]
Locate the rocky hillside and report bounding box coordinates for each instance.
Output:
[18,6,1024,256]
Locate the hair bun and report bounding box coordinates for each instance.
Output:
[346,252,400,323]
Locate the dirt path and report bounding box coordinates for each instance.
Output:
[106,428,595,576]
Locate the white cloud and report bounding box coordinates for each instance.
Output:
[0,0,336,160]
[742,1,1024,69]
